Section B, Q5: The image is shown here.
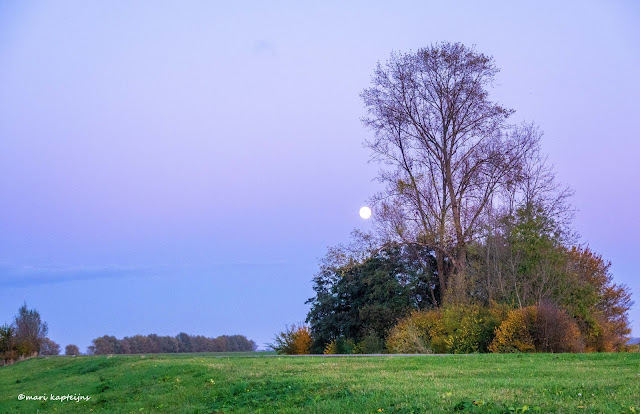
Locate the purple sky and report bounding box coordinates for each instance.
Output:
[1,1,639,351]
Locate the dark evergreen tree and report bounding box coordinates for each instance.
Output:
[306,244,438,352]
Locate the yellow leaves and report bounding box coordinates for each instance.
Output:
[388,304,504,353]
[291,326,312,355]
[386,309,444,353]
[489,307,536,353]
[324,340,338,355]
[272,324,312,355]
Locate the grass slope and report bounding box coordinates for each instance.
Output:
[1,353,639,413]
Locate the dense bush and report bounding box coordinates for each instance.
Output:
[625,344,640,353]
[386,304,506,354]
[386,310,443,354]
[533,301,583,352]
[269,324,312,355]
[441,305,505,353]
[560,247,632,352]
[324,337,355,354]
[323,335,386,354]
[353,334,385,354]
[490,302,583,353]
[489,307,537,353]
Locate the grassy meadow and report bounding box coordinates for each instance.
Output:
[1,352,639,413]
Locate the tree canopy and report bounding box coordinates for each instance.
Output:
[361,42,541,305]
[306,242,438,351]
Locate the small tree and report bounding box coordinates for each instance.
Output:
[13,303,48,356]
[65,344,80,356]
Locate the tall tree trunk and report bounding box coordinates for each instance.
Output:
[445,155,468,303]
[436,251,446,306]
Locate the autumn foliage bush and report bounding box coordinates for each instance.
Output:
[490,302,583,353]
[534,301,584,352]
[561,247,632,352]
[386,304,507,354]
[489,306,536,353]
[386,309,443,354]
[269,324,312,355]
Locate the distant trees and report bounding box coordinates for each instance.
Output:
[88,333,256,355]
[65,344,80,356]
[88,335,125,355]
[40,338,61,356]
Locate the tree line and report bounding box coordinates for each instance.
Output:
[88,333,256,355]
[274,42,633,355]
[2,303,257,364]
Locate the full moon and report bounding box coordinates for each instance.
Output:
[359,206,372,219]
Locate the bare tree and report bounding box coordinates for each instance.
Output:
[361,42,538,304]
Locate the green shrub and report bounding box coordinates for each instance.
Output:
[323,337,355,354]
[387,305,505,354]
[386,310,440,353]
[353,334,385,354]
[440,305,504,354]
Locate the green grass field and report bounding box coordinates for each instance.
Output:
[1,353,639,413]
